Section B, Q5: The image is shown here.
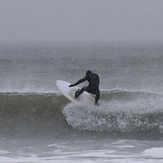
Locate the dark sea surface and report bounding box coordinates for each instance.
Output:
[0,42,163,162]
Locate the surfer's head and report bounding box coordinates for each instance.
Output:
[86,70,92,76]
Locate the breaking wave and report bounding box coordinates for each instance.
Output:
[63,90,163,133]
[0,90,163,139]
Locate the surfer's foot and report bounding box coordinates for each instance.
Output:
[75,89,80,98]
[94,102,99,106]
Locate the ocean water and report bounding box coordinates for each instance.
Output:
[0,42,163,162]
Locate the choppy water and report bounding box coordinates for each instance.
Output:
[0,42,163,162]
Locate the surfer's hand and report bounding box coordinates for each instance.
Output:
[69,84,75,87]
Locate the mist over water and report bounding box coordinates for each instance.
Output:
[0,42,163,93]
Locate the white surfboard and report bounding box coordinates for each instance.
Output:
[56,80,94,105]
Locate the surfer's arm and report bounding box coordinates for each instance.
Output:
[75,77,87,85]
[69,76,87,87]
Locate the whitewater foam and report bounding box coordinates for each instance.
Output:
[63,97,163,132]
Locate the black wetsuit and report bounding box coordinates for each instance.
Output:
[71,72,100,105]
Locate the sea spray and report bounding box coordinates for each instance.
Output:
[63,94,163,132]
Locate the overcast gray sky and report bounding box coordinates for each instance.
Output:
[0,0,163,43]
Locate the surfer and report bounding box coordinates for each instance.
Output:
[69,70,100,105]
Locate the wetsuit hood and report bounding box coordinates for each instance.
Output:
[86,70,92,76]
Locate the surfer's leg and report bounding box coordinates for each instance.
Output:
[95,90,100,105]
[75,86,87,98]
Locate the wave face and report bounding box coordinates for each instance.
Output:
[0,91,163,139]
[0,93,70,139]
